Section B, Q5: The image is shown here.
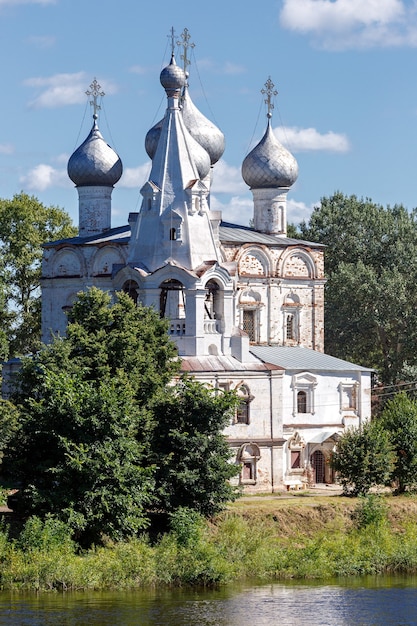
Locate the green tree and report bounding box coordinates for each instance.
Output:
[150,378,239,517]
[5,288,177,542]
[0,399,19,465]
[0,192,76,358]
[4,288,238,544]
[296,192,417,383]
[380,392,417,494]
[331,421,395,496]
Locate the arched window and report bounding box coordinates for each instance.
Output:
[122,280,139,304]
[204,280,219,320]
[160,279,186,335]
[147,198,152,210]
[242,310,256,342]
[239,289,261,343]
[286,314,294,340]
[291,373,317,417]
[287,432,306,473]
[235,385,253,425]
[169,227,177,241]
[297,390,307,413]
[237,443,261,485]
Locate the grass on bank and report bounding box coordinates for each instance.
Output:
[2,495,417,591]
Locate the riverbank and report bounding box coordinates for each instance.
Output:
[2,492,417,591]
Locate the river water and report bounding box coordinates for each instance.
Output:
[1,576,417,625]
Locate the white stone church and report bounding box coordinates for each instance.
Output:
[40,35,372,492]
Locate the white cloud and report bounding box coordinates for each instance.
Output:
[27,35,56,49]
[119,164,151,188]
[211,194,253,227]
[54,153,70,164]
[211,160,248,195]
[223,62,245,75]
[24,73,118,109]
[196,57,246,75]
[0,143,14,154]
[20,164,70,191]
[129,65,148,75]
[25,72,88,108]
[280,0,417,49]
[275,126,350,152]
[287,199,316,226]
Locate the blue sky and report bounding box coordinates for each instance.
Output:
[0,0,417,229]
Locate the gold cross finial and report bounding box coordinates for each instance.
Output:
[86,78,104,120]
[261,77,278,119]
[177,27,195,75]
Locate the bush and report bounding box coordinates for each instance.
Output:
[380,393,417,493]
[351,494,388,530]
[17,515,75,554]
[331,421,395,496]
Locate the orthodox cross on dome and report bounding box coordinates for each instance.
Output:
[261,76,278,120]
[168,26,176,55]
[177,27,195,75]
[86,78,104,120]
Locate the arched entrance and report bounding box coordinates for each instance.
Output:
[310,450,325,484]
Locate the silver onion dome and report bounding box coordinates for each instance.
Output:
[242,120,298,189]
[154,54,211,179]
[186,128,211,180]
[68,121,123,187]
[160,54,186,96]
[145,117,164,160]
[181,85,225,165]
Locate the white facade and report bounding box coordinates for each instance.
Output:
[39,45,372,492]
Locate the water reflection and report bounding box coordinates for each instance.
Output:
[1,577,417,625]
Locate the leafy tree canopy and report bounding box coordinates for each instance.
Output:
[4,288,239,545]
[380,392,417,494]
[331,420,395,496]
[0,192,76,359]
[150,377,239,517]
[295,192,417,383]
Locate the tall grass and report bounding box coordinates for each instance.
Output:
[2,497,417,591]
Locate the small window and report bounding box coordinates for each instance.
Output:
[236,399,249,424]
[297,390,307,413]
[147,198,152,210]
[238,443,261,485]
[235,385,252,425]
[242,310,256,342]
[291,450,301,469]
[341,384,357,411]
[169,227,177,241]
[242,462,253,481]
[286,314,294,340]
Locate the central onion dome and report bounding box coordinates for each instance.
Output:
[160,54,186,96]
[242,120,298,189]
[147,54,211,180]
[181,83,225,165]
[68,120,123,187]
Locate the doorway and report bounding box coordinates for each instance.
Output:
[311,450,325,484]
